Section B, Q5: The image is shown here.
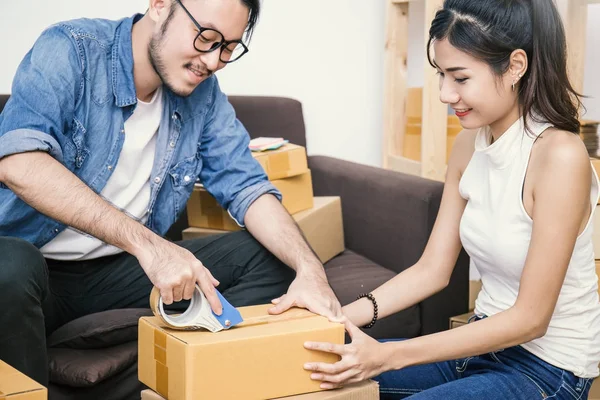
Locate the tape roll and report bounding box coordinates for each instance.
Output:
[150,284,215,330]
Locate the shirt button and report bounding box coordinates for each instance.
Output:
[154,177,161,184]
[147,209,152,214]
[169,142,175,148]
[120,129,125,134]
[108,165,113,170]
[184,176,191,182]
[172,114,178,120]
[54,229,59,233]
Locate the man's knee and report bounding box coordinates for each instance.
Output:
[0,237,47,298]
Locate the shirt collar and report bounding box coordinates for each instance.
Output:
[111,14,143,108]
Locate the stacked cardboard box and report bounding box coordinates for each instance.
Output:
[139,305,368,400]
[185,144,345,264]
[184,197,344,264]
[0,360,47,399]
[187,144,314,231]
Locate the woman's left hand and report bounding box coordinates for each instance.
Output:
[303,319,389,389]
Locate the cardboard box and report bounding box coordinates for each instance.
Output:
[139,305,345,400]
[469,280,482,311]
[141,380,379,400]
[0,360,47,399]
[187,171,314,230]
[449,311,475,330]
[183,197,345,264]
[252,144,308,181]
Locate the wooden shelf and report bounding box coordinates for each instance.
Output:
[383,0,446,181]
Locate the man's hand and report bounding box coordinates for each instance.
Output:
[269,270,343,321]
[136,239,223,315]
[303,319,389,389]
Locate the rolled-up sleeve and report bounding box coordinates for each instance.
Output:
[0,24,82,187]
[199,79,282,227]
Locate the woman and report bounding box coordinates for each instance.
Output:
[299,0,600,398]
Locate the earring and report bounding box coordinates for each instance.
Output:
[512,80,516,92]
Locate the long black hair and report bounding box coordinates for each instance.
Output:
[427,0,582,134]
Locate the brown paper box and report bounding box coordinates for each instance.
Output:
[183,197,345,264]
[187,171,314,230]
[252,144,308,181]
[469,280,482,311]
[449,311,474,330]
[0,361,47,400]
[141,380,379,400]
[139,305,345,400]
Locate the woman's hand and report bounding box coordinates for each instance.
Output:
[303,319,390,389]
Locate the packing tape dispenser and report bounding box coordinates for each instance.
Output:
[149,284,243,332]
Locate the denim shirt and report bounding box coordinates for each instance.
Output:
[0,14,281,248]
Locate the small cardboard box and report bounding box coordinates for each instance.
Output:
[252,144,308,181]
[469,280,482,311]
[187,171,314,230]
[183,197,345,264]
[0,360,47,399]
[139,305,345,400]
[449,311,475,330]
[141,379,379,400]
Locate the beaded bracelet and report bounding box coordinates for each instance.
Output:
[357,292,378,329]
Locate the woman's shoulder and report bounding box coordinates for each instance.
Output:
[530,127,591,184]
[532,128,589,167]
[450,129,479,175]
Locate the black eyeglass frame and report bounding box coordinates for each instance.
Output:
[175,0,249,64]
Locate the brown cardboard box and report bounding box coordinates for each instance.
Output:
[139,305,345,400]
[0,360,47,399]
[187,171,314,230]
[590,378,600,400]
[252,144,308,180]
[449,311,475,330]
[141,380,379,400]
[183,197,345,264]
[469,280,482,311]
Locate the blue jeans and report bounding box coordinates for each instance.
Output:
[374,336,595,399]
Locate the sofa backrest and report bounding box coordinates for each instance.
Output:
[0,94,307,147]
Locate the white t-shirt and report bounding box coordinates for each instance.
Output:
[459,116,600,378]
[41,87,163,260]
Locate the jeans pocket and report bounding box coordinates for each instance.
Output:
[519,371,548,399]
[455,357,474,374]
[560,377,593,400]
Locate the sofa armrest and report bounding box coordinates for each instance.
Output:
[309,155,469,334]
[309,155,443,274]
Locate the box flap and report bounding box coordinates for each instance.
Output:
[0,361,47,398]
[141,305,338,345]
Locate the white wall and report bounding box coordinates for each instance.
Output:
[1,2,599,167]
[0,0,386,167]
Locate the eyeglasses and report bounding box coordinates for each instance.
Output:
[176,0,249,64]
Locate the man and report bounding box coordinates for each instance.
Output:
[0,0,342,386]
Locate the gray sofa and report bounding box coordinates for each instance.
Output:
[0,94,469,400]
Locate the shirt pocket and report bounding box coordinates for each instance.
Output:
[64,118,90,169]
[168,153,202,216]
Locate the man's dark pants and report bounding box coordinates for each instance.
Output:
[0,231,295,386]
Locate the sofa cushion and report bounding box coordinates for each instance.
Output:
[48,341,138,387]
[325,250,421,339]
[47,308,153,349]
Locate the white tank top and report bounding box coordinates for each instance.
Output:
[459,116,600,378]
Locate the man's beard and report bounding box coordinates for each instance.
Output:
[148,33,196,98]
